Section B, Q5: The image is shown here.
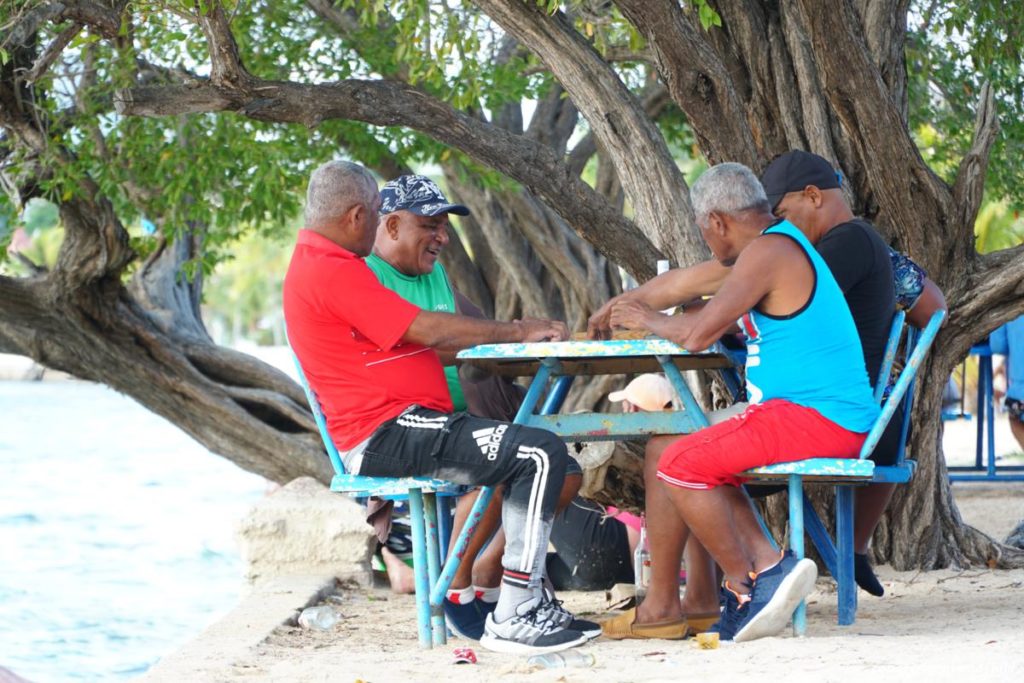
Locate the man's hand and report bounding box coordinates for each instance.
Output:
[609,299,659,332]
[587,294,626,340]
[515,318,569,342]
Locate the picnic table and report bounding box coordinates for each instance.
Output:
[429,336,742,607]
[457,337,743,439]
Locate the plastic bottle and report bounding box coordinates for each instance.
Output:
[633,513,651,603]
[657,260,677,315]
[297,605,339,630]
[527,650,596,669]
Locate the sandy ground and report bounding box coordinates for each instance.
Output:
[200,416,1024,683]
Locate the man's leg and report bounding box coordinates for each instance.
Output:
[602,436,720,639]
[447,488,504,591]
[638,436,688,622]
[358,409,586,652]
[851,483,895,596]
[467,471,582,595]
[656,400,865,641]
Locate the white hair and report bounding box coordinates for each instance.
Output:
[305,160,377,226]
[690,162,770,225]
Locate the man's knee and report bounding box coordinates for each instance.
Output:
[645,435,677,481]
[514,428,568,478]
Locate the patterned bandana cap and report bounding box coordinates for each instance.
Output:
[379,175,471,217]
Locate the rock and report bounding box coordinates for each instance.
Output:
[571,440,645,511]
[237,477,375,585]
[1005,520,1024,549]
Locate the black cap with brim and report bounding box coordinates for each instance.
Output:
[760,150,841,210]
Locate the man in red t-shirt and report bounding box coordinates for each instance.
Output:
[283,160,591,655]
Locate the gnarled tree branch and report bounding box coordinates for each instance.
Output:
[115,77,661,279]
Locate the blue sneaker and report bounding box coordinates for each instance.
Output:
[709,581,751,642]
[443,598,487,640]
[734,552,817,643]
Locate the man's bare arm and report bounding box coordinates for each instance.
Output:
[404,310,568,350]
[587,259,731,339]
[906,277,947,329]
[610,239,796,351]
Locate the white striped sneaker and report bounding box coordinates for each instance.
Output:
[540,588,602,640]
[479,599,588,655]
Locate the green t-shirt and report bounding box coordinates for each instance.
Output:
[365,254,467,411]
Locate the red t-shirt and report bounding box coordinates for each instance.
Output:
[283,230,453,450]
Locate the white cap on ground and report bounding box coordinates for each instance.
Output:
[607,374,676,412]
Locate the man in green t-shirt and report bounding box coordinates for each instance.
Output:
[366,177,469,411]
[366,175,591,642]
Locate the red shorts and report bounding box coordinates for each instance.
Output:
[656,399,867,490]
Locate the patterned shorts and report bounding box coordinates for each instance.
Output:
[889,248,926,310]
[1007,398,1024,423]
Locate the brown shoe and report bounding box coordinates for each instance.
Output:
[601,608,685,640]
[685,611,721,635]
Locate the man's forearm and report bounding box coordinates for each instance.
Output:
[630,259,730,309]
[405,311,525,350]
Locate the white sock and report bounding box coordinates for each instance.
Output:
[445,585,475,605]
[474,585,500,604]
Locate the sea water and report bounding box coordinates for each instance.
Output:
[0,381,266,682]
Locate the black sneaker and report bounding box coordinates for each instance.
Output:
[540,588,602,640]
[734,552,817,643]
[709,580,751,642]
[443,597,487,640]
[479,599,588,654]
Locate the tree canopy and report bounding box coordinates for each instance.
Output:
[2,0,1023,569]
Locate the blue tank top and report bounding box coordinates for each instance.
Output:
[739,221,878,433]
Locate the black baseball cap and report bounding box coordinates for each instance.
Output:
[379,175,470,217]
[760,150,842,210]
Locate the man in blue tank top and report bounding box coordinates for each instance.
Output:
[603,163,878,643]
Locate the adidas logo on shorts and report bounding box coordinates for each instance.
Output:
[473,425,508,461]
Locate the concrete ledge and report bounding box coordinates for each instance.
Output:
[237,477,376,585]
[143,477,379,681]
[141,574,337,682]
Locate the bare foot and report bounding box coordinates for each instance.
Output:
[380,547,415,594]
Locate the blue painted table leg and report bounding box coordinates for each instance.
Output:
[541,375,573,415]
[658,356,711,430]
[423,493,446,645]
[835,486,856,626]
[407,489,432,648]
[430,486,493,607]
[789,475,807,637]
[437,495,453,564]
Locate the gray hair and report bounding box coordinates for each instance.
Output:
[690,162,770,225]
[305,160,377,226]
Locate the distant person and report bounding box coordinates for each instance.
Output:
[284,160,592,654]
[990,315,1024,452]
